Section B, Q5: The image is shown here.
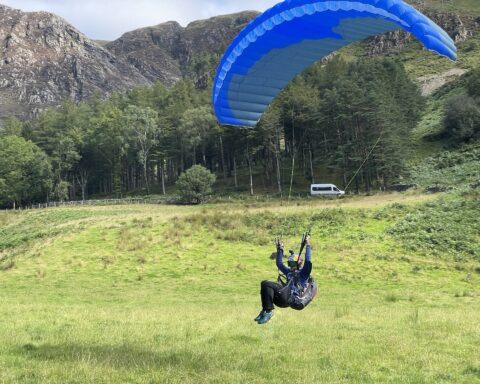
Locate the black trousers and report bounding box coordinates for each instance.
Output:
[260,280,292,312]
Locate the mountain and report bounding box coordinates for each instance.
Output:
[0,5,149,119]
[105,12,259,86]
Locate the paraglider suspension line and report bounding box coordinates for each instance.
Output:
[344,132,384,192]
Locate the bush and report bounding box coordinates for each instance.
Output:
[443,95,480,142]
[176,165,216,204]
[466,68,480,99]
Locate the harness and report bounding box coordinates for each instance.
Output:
[276,227,317,310]
[278,268,318,311]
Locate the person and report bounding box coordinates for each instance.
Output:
[255,235,313,324]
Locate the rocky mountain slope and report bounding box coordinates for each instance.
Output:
[0,4,149,119]
[366,9,475,55]
[105,12,258,86]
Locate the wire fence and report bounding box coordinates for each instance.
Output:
[4,192,337,211]
[7,198,171,211]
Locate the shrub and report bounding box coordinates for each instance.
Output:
[466,68,480,99]
[442,94,480,142]
[407,144,480,190]
[176,165,216,205]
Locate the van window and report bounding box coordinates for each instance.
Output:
[333,187,340,192]
[312,187,332,192]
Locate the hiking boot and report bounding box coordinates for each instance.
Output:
[254,310,265,322]
[257,311,274,324]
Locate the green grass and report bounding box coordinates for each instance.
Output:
[0,193,479,383]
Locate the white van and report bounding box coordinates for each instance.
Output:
[310,184,345,196]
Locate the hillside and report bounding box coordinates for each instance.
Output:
[0,5,149,119]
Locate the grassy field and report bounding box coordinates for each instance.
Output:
[0,192,479,384]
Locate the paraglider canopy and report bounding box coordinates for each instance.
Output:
[212,0,457,128]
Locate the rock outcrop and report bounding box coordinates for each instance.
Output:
[0,4,149,119]
[105,12,259,86]
[418,68,468,96]
[366,10,475,56]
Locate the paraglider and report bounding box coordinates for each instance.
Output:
[255,230,316,325]
[212,0,457,128]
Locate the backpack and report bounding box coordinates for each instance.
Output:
[278,271,318,311]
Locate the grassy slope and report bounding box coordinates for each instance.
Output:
[0,193,479,384]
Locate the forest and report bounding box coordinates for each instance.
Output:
[0,57,479,208]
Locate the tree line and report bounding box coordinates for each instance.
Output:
[0,57,432,208]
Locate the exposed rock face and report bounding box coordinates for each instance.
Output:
[366,11,475,56]
[105,21,184,85]
[418,68,467,96]
[105,12,259,86]
[0,5,149,119]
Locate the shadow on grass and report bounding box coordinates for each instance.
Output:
[20,343,211,371]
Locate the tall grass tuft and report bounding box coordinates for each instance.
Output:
[385,294,399,303]
[409,308,419,324]
[36,267,46,278]
[0,258,15,271]
[101,256,114,269]
[335,307,350,319]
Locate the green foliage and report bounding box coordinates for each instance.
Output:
[184,53,220,89]
[53,180,70,201]
[411,75,466,142]
[388,195,480,261]
[125,105,159,194]
[407,143,480,190]
[178,106,218,165]
[176,165,216,204]
[0,136,52,208]
[466,67,480,99]
[0,117,23,137]
[313,58,423,190]
[443,94,480,142]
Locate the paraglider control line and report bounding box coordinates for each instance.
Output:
[344,131,384,193]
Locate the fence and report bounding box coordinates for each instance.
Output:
[8,198,171,211]
[5,192,317,211]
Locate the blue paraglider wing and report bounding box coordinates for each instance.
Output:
[212,0,457,128]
